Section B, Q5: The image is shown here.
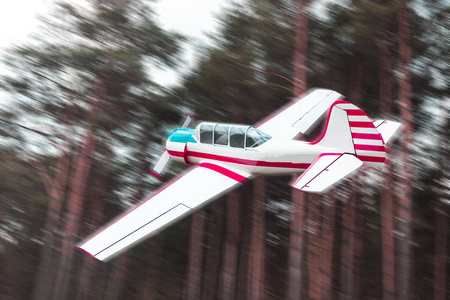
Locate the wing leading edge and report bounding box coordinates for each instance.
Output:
[78,163,251,261]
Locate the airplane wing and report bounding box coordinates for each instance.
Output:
[291,153,363,192]
[256,89,342,140]
[78,162,251,261]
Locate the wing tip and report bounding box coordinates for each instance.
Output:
[77,246,98,260]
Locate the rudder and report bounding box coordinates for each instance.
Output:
[312,100,386,167]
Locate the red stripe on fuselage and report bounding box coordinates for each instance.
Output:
[188,151,310,169]
[167,150,184,157]
[167,149,310,170]
[200,162,249,183]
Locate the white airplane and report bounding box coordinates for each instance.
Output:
[78,89,401,261]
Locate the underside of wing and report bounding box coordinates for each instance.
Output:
[256,89,342,140]
[78,163,251,261]
[291,153,362,193]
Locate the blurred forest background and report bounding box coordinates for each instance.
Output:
[0,0,448,299]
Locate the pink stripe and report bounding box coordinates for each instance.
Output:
[354,144,385,152]
[183,144,190,164]
[200,162,249,183]
[351,133,382,140]
[167,150,184,157]
[188,151,310,169]
[334,99,348,105]
[169,149,310,169]
[357,155,385,163]
[345,110,366,116]
[349,121,375,128]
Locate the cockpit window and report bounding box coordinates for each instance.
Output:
[197,123,271,149]
[214,125,230,145]
[246,127,271,148]
[199,124,213,144]
[230,126,245,148]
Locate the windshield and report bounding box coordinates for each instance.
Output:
[246,127,271,148]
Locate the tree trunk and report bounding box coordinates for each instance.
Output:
[75,170,108,300]
[332,55,347,93]
[247,176,266,300]
[339,185,358,300]
[287,189,306,300]
[352,197,364,299]
[348,59,366,106]
[293,0,309,96]
[219,191,241,300]
[202,200,225,300]
[433,201,448,300]
[105,254,129,300]
[433,122,449,300]
[141,235,164,300]
[32,110,74,300]
[307,194,322,300]
[185,210,206,300]
[52,81,106,300]
[52,131,97,300]
[236,187,252,300]
[378,40,396,300]
[320,192,337,300]
[396,5,414,300]
[31,181,66,300]
[381,163,397,300]
[288,0,309,296]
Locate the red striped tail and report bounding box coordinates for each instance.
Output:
[311,100,386,167]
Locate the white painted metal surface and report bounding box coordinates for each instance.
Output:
[78,165,251,261]
[373,120,402,144]
[291,154,363,192]
[256,89,342,139]
[78,89,402,261]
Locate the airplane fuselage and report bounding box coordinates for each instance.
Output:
[165,123,335,176]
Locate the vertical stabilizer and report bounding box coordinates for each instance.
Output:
[312,100,387,167]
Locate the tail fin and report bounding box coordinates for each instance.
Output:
[311,100,387,167]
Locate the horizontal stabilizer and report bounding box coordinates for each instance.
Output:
[373,120,401,144]
[291,153,362,192]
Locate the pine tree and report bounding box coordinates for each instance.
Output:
[1,1,183,299]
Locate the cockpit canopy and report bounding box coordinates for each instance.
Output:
[194,122,271,148]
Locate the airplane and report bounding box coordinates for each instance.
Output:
[78,89,401,261]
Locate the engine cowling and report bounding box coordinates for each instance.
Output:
[166,128,196,164]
